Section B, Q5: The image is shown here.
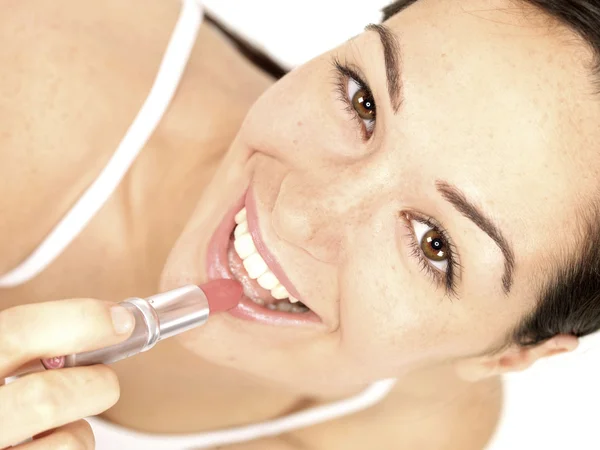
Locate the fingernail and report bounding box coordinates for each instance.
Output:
[110,305,134,334]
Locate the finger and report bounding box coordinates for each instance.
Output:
[0,298,134,376]
[15,420,94,450]
[0,366,118,448]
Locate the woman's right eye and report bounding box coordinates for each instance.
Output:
[347,77,377,134]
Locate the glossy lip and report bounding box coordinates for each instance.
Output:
[205,189,321,327]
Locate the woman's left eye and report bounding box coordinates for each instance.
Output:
[347,77,376,134]
[333,59,377,139]
[403,213,459,296]
[410,219,449,273]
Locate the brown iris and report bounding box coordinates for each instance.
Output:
[421,230,448,262]
[352,88,376,120]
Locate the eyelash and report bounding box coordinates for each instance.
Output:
[332,58,377,140]
[402,212,461,297]
[331,59,459,296]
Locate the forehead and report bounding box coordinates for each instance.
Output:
[377,0,600,285]
[380,0,599,153]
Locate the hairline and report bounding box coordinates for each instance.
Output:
[381,0,600,90]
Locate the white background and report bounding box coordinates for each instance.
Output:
[203,0,392,68]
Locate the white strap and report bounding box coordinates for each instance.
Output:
[3,3,397,445]
[90,379,397,450]
[0,0,203,288]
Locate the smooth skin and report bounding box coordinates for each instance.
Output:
[0,300,134,448]
[1,0,598,449]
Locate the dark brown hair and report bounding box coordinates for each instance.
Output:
[384,0,600,347]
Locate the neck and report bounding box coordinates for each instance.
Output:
[103,339,309,433]
[391,362,500,420]
[106,332,500,435]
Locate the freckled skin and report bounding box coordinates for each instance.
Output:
[164,0,599,439]
[169,0,600,391]
[2,0,599,447]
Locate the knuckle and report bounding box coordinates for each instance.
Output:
[24,376,62,426]
[68,298,105,323]
[72,299,114,334]
[74,297,103,312]
[96,366,121,405]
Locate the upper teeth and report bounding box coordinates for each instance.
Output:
[233,208,295,302]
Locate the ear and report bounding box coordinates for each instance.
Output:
[454,334,579,382]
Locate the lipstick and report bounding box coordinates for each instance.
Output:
[24,280,242,372]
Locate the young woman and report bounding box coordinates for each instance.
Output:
[1,0,600,448]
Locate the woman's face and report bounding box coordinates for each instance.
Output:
[162,0,600,394]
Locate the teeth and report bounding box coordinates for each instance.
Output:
[235,208,247,224]
[276,301,293,312]
[234,221,248,238]
[234,233,256,259]
[291,304,308,313]
[243,253,269,279]
[271,284,289,300]
[232,209,306,310]
[257,271,279,290]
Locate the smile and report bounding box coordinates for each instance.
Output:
[230,207,309,313]
[205,189,321,326]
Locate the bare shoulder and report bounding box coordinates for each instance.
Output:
[281,379,503,450]
[0,0,179,273]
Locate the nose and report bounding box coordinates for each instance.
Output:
[271,167,386,263]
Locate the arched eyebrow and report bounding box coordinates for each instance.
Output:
[436,181,516,294]
[365,24,403,113]
[365,24,515,293]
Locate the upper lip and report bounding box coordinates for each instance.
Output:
[245,190,306,305]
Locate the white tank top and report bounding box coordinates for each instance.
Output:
[0,0,397,448]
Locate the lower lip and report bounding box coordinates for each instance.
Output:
[205,192,321,327]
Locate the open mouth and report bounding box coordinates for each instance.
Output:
[205,190,320,326]
[229,207,310,314]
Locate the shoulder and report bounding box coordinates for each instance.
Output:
[0,0,178,161]
[0,0,177,273]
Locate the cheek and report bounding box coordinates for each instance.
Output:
[338,229,490,373]
[237,54,371,165]
[337,232,440,371]
[239,61,326,148]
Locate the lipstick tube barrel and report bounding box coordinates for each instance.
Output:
[63,285,209,367]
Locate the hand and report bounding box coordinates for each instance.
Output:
[0,298,135,449]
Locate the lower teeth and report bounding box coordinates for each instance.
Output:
[291,304,309,313]
[263,299,309,313]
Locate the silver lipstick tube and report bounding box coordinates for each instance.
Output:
[63,285,209,367]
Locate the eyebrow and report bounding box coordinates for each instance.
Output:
[436,181,515,294]
[365,24,403,112]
